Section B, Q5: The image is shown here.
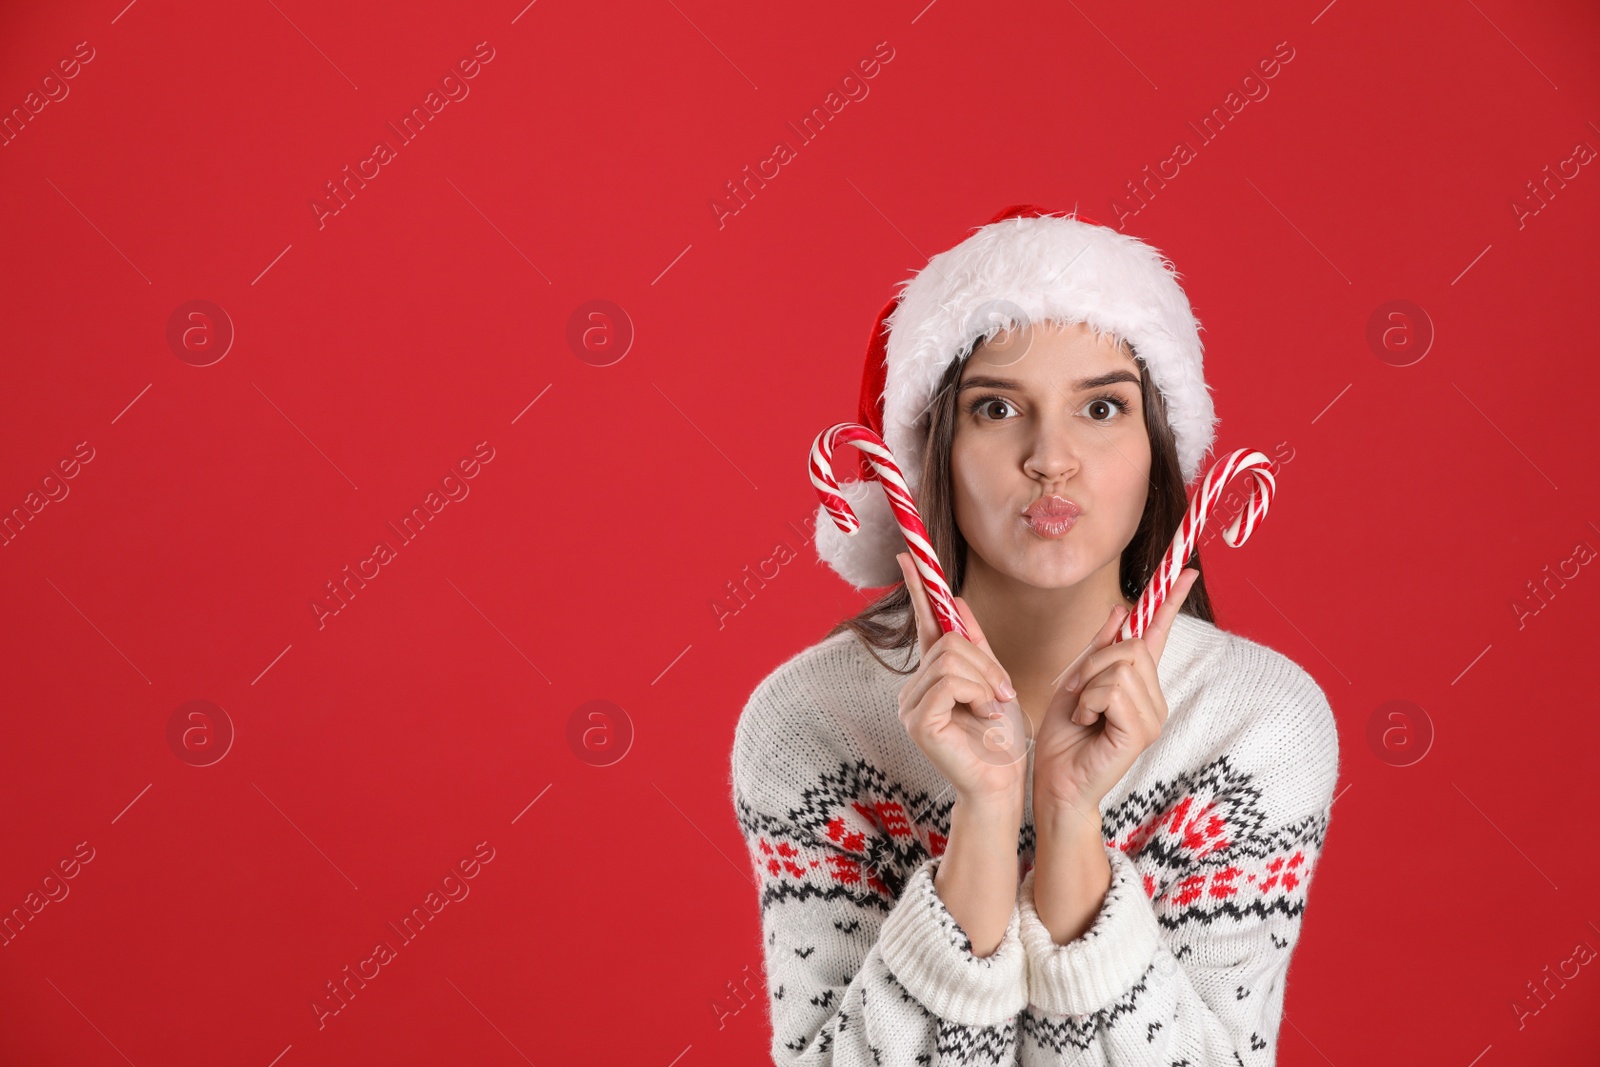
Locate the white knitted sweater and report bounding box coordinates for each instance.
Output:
[729,607,1340,1065]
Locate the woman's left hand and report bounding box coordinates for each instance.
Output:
[1032,569,1201,823]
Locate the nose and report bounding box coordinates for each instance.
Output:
[1022,421,1082,483]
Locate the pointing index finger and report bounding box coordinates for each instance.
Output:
[1142,567,1200,665]
[896,552,941,659]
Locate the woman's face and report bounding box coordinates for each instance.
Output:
[951,320,1151,592]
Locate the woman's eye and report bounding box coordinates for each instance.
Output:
[976,397,1015,420]
[1083,395,1133,421]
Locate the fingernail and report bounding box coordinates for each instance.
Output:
[1063,672,1079,692]
[1000,680,1016,700]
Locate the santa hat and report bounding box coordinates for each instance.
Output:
[815,203,1218,590]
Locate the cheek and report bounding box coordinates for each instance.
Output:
[1081,435,1150,527]
[948,442,1002,531]
[948,457,978,520]
[1111,460,1152,524]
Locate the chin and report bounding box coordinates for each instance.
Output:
[992,543,1090,589]
[1021,561,1090,589]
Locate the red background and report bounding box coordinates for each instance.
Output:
[2,0,1598,1063]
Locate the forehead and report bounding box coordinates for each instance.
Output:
[961,321,1138,383]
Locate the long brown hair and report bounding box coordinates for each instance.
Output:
[824,329,1215,675]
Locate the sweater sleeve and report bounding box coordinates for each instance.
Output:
[731,695,1029,1064]
[1014,666,1341,1065]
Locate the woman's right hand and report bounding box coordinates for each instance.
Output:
[894,552,1029,809]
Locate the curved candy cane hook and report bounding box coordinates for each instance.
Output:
[1118,448,1277,642]
[808,422,969,641]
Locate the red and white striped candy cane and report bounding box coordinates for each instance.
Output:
[808,423,970,641]
[812,421,1032,764]
[1046,448,1277,692]
[1119,447,1277,642]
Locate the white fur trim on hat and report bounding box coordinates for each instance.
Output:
[817,212,1217,590]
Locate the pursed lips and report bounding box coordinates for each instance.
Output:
[1021,495,1081,537]
[1021,495,1082,519]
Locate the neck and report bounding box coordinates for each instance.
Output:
[957,552,1135,728]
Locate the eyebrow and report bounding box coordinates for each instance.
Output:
[957,370,1143,393]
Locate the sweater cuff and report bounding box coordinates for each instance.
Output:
[1017,844,1161,1017]
[876,855,1029,1027]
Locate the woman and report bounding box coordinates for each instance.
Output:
[730,206,1339,1066]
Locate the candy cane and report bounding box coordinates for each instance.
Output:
[809,423,970,640]
[1049,447,1277,689]
[1121,448,1276,640]
[811,422,1033,764]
